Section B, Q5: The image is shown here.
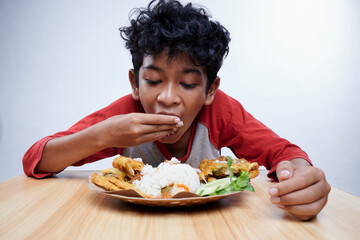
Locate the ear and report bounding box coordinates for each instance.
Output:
[129,69,140,101]
[204,76,220,105]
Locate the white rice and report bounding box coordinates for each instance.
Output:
[133,158,200,198]
[214,160,227,163]
[133,157,143,162]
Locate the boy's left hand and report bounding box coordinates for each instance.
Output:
[268,159,331,221]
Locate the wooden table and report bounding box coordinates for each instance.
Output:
[0,170,359,239]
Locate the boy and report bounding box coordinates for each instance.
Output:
[23,0,330,220]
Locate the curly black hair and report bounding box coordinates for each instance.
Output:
[119,0,230,91]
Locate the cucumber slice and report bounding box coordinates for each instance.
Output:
[195,177,231,196]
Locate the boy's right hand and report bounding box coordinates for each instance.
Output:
[37,113,183,173]
[96,113,183,148]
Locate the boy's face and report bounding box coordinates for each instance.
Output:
[129,51,219,147]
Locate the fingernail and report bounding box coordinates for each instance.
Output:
[270,197,280,203]
[174,117,181,123]
[176,121,183,127]
[280,170,290,178]
[269,187,278,196]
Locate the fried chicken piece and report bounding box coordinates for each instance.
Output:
[92,156,150,196]
[91,173,121,191]
[206,176,217,183]
[107,175,136,190]
[100,168,126,178]
[198,156,259,182]
[91,173,149,197]
[112,156,144,179]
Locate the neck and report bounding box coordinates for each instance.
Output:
[166,127,192,159]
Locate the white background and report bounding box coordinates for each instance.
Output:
[0,0,359,196]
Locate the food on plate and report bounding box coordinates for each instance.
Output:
[132,158,200,198]
[100,167,125,177]
[112,155,144,180]
[91,173,123,192]
[195,157,256,196]
[198,156,259,183]
[91,172,140,192]
[91,155,258,199]
[91,156,148,196]
[91,157,200,199]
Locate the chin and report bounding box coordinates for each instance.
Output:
[158,134,181,144]
[158,127,183,144]
[158,137,179,145]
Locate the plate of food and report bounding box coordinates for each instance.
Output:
[88,155,259,207]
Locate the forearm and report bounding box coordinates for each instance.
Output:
[35,124,106,173]
[290,158,311,167]
[35,113,182,173]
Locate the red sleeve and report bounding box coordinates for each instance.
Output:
[200,90,311,181]
[22,95,142,178]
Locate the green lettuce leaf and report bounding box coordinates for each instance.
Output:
[194,156,255,196]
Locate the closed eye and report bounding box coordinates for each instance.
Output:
[145,79,161,85]
[181,82,197,89]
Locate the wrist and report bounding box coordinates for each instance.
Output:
[290,158,311,167]
[86,122,110,150]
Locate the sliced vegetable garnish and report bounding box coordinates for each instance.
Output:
[195,156,254,196]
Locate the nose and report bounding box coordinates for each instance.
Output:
[157,83,181,106]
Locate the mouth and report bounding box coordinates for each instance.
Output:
[167,127,179,137]
[156,112,182,138]
[157,111,180,118]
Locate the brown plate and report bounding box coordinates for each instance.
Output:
[87,176,241,207]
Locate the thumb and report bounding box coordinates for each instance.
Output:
[276,160,296,182]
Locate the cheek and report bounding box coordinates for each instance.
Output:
[188,91,207,108]
[183,93,207,119]
[139,90,155,113]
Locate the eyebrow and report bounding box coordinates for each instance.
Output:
[144,65,162,71]
[144,64,202,76]
[183,68,202,76]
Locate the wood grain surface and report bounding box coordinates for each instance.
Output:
[0,170,359,239]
